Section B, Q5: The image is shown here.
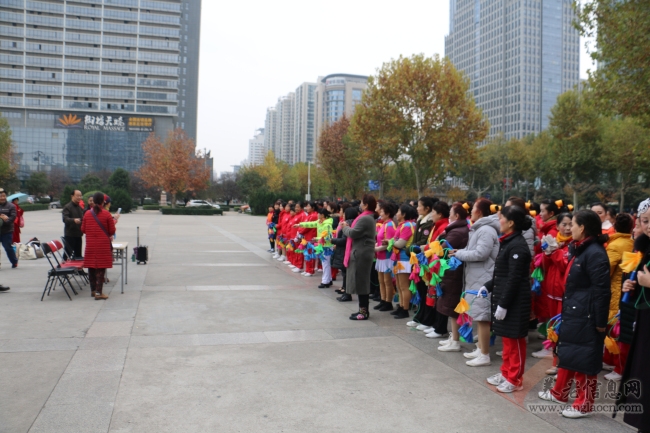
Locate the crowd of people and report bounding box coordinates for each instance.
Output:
[0,188,121,298]
[266,195,650,427]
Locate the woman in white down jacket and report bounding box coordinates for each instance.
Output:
[450,199,500,367]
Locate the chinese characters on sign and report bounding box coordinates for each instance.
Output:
[55,113,155,132]
[84,115,126,131]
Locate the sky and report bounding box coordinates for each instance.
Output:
[196,0,594,175]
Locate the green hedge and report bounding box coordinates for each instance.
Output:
[142,205,168,211]
[161,208,222,215]
[21,204,49,211]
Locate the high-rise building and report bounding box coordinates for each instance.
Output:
[0,0,201,182]
[445,0,580,141]
[176,0,201,142]
[292,82,317,164]
[263,106,278,158]
[247,128,265,166]
[314,74,367,149]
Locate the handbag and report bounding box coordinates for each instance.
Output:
[18,215,24,228]
[16,243,38,260]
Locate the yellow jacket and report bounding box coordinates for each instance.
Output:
[606,232,634,319]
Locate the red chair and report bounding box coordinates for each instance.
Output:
[41,242,78,301]
[45,240,86,291]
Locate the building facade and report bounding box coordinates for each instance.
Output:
[313,73,367,154]
[247,128,265,166]
[0,0,201,182]
[176,0,201,141]
[292,82,316,164]
[445,0,580,141]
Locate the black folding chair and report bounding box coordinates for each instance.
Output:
[41,242,78,301]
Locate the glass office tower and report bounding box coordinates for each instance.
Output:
[445,0,580,141]
[0,0,200,181]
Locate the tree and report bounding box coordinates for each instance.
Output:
[47,167,71,199]
[108,168,131,194]
[105,187,132,213]
[350,54,488,196]
[600,117,650,211]
[547,89,603,208]
[0,117,16,189]
[138,128,211,207]
[61,184,77,206]
[316,115,366,199]
[26,172,50,196]
[577,0,650,126]
[216,172,240,205]
[237,167,267,201]
[79,173,104,193]
[257,151,283,192]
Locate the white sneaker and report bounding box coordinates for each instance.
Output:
[283,260,291,264]
[604,371,622,381]
[487,373,506,386]
[288,264,296,268]
[602,362,615,371]
[463,346,481,359]
[465,354,491,367]
[496,350,503,357]
[538,390,563,403]
[416,324,432,332]
[438,340,461,352]
[439,335,452,346]
[425,330,445,338]
[272,254,280,259]
[561,407,590,419]
[292,268,302,273]
[532,348,554,359]
[497,380,522,393]
[406,321,419,328]
[304,273,314,277]
[317,269,323,272]
[276,256,284,261]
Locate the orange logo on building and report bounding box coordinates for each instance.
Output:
[58,114,82,127]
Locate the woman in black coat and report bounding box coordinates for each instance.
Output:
[538,210,611,419]
[482,206,532,393]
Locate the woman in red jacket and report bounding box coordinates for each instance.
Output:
[533,213,573,365]
[299,202,318,276]
[81,192,116,300]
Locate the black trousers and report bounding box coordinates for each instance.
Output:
[358,294,369,310]
[64,236,82,259]
[369,266,379,295]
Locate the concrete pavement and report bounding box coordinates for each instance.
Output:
[0,209,634,432]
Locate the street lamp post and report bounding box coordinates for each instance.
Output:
[305,161,311,201]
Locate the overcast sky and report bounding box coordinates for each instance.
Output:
[196,1,593,175]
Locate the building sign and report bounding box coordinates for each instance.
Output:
[55,113,154,132]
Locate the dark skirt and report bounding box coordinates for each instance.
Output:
[619,308,650,429]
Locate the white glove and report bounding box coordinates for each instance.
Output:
[476,287,488,298]
[543,235,558,254]
[494,306,507,320]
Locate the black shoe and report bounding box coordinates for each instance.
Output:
[373,300,386,310]
[369,293,380,301]
[318,283,333,289]
[378,302,394,312]
[394,308,410,319]
[337,293,352,302]
[335,287,346,294]
[390,306,403,316]
[0,285,9,292]
[350,308,369,320]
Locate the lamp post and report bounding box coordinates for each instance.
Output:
[305,161,311,201]
[33,151,45,172]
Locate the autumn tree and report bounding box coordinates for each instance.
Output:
[138,128,210,207]
[257,151,284,192]
[47,167,71,199]
[351,54,488,196]
[316,115,367,199]
[600,117,650,210]
[546,88,603,208]
[577,0,650,126]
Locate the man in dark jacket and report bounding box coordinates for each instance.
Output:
[62,190,84,259]
[0,188,18,268]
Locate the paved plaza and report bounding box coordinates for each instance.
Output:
[0,210,635,433]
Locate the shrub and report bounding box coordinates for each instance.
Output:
[143,197,158,205]
[105,188,132,213]
[61,185,77,206]
[83,190,99,202]
[21,204,49,211]
[143,205,163,211]
[38,197,51,204]
[248,191,299,215]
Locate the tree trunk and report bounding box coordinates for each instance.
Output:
[620,182,625,212]
[414,167,422,197]
[573,189,578,211]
